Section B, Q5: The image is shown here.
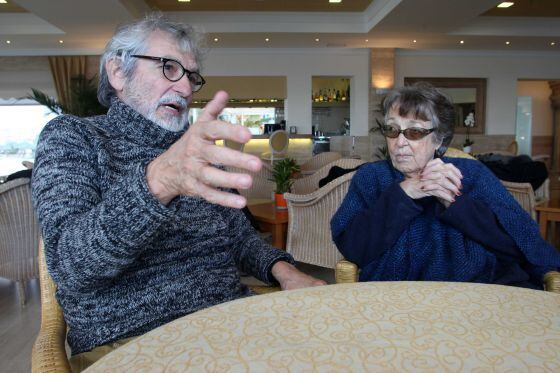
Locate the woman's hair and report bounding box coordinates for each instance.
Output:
[98,13,205,107]
[382,82,455,156]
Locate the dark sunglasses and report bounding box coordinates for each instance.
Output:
[380,125,435,141]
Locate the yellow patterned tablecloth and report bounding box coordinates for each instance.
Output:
[87,282,560,372]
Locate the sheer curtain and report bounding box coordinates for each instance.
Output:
[48,56,87,110]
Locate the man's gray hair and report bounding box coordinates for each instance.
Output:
[98,13,205,107]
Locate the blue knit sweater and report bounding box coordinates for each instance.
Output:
[331,159,560,287]
[32,99,293,354]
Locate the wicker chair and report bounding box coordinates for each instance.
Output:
[0,178,40,306]
[299,152,343,175]
[225,165,275,203]
[333,162,560,292]
[443,147,476,159]
[501,180,537,220]
[291,158,365,195]
[32,239,71,373]
[284,171,357,268]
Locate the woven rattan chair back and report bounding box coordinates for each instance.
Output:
[0,177,40,305]
[291,158,365,195]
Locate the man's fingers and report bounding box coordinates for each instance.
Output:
[194,120,252,145]
[202,145,262,173]
[195,181,248,209]
[197,91,230,122]
[199,166,254,190]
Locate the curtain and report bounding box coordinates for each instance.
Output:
[48,56,87,110]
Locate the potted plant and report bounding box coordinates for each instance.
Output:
[463,112,475,154]
[271,158,300,209]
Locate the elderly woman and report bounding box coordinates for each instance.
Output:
[331,83,560,289]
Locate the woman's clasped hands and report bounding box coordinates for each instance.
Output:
[400,158,463,208]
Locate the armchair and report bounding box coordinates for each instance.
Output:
[291,158,365,195]
[299,152,342,175]
[31,239,71,373]
[0,178,40,306]
[284,171,357,268]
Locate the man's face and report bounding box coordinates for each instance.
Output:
[120,31,198,132]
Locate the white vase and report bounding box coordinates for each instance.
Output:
[462,146,472,154]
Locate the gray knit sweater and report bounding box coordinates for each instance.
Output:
[32,99,293,354]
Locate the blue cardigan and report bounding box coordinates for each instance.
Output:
[331,158,560,288]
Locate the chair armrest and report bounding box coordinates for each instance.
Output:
[544,271,560,294]
[32,241,71,373]
[335,260,358,283]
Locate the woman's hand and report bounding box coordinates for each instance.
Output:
[400,158,463,208]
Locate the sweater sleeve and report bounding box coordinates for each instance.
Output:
[32,117,177,292]
[224,205,294,285]
[333,182,423,268]
[438,193,524,262]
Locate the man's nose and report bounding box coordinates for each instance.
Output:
[173,74,193,97]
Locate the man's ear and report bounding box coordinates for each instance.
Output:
[106,58,126,94]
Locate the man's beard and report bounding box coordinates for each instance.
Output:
[124,85,189,132]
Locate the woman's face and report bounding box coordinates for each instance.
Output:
[385,107,442,177]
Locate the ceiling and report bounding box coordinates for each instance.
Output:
[0,0,559,55]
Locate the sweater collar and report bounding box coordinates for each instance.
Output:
[105,97,187,148]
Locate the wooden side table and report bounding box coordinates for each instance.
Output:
[535,199,560,248]
[248,202,288,250]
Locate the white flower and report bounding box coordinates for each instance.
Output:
[464,112,475,127]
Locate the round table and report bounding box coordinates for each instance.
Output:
[87,282,560,372]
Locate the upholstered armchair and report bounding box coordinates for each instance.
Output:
[0,178,40,306]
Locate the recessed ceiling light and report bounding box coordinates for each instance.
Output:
[213,37,219,42]
[413,39,417,43]
[365,39,369,42]
[315,38,320,42]
[6,40,11,44]
[0,0,7,4]
[178,0,191,2]
[460,40,464,44]
[551,42,556,46]
[497,2,514,8]
[505,41,510,45]
[265,38,270,42]
[329,0,342,3]
[59,40,64,44]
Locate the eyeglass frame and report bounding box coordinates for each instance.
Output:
[130,54,206,92]
[378,123,436,141]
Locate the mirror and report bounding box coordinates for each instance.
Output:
[404,77,486,134]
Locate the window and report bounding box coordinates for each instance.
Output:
[0,99,58,177]
[189,107,280,135]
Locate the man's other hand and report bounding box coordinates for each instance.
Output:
[146,91,262,208]
[271,261,327,291]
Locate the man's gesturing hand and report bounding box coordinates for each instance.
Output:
[146,91,262,208]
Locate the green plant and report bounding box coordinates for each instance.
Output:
[271,158,300,194]
[28,74,107,117]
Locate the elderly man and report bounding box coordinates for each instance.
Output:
[32,14,324,368]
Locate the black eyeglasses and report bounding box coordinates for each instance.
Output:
[380,125,435,140]
[131,55,206,92]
